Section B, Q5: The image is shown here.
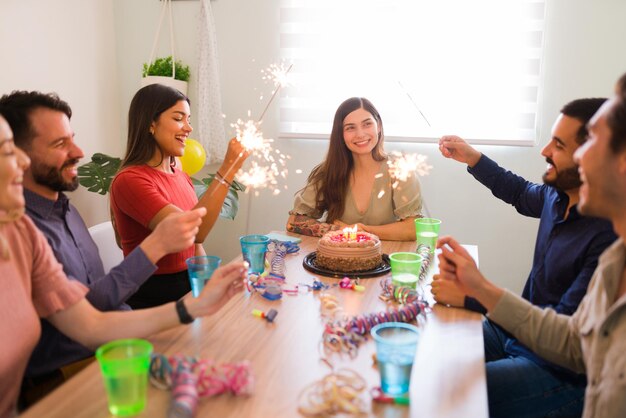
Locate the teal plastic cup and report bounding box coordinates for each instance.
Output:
[371,322,420,395]
[239,234,270,274]
[96,339,153,417]
[414,218,442,253]
[389,252,423,289]
[186,255,222,297]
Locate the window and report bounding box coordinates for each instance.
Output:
[279,0,545,145]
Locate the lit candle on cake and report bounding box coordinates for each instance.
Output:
[342,225,358,241]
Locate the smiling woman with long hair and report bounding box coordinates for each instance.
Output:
[110,84,249,308]
[286,97,423,241]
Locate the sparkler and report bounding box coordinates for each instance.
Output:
[258,63,294,122]
[386,151,432,190]
[201,62,293,236]
[398,81,431,127]
[219,62,294,188]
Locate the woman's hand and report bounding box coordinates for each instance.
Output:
[332,219,348,229]
[219,138,250,181]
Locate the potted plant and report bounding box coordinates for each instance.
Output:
[77,153,244,220]
[141,56,190,95]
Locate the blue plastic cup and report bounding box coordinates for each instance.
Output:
[371,322,420,395]
[186,255,221,297]
[239,234,270,274]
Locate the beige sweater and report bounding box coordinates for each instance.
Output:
[490,238,626,418]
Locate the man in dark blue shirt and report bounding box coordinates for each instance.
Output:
[434,98,617,418]
[0,91,203,406]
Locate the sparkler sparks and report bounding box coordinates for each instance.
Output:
[228,117,289,195]
[387,151,432,184]
[262,62,294,90]
[258,62,294,122]
[233,118,267,153]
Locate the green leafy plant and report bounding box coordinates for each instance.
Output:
[191,175,246,220]
[142,56,190,82]
[77,154,245,219]
[77,153,121,195]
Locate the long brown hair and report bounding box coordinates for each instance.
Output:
[120,84,189,169]
[307,97,386,223]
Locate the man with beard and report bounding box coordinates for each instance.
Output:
[0,90,204,407]
[433,98,617,417]
[437,73,626,418]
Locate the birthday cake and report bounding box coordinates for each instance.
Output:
[316,230,383,272]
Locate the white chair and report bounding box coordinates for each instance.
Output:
[88,221,124,274]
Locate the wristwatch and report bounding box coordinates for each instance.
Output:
[175,299,195,324]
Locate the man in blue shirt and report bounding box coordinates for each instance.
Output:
[434,98,617,418]
[0,91,203,406]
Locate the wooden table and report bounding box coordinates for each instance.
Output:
[22,234,487,418]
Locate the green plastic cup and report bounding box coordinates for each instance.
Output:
[96,339,153,416]
[186,255,222,297]
[389,252,423,289]
[414,218,442,254]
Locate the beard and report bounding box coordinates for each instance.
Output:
[542,159,582,191]
[31,158,80,192]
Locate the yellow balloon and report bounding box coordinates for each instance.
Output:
[180,138,206,176]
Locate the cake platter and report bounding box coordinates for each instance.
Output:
[302,252,391,279]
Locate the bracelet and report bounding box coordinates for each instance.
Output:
[175,299,195,324]
[215,171,232,188]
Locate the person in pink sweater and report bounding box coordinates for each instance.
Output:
[0,114,246,418]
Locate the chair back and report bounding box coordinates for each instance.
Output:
[88,221,123,274]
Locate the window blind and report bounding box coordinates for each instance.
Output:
[279,0,545,145]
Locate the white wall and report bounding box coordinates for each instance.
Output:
[2,0,626,294]
[0,0,121,224]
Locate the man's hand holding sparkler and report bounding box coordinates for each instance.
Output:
[438,135,482,168]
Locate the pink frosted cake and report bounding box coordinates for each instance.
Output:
[316,230,382,272]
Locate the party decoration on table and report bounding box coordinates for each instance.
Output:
[246,275,286,301]
[180,139,207,176]
[416,243,434,280]
[266,239,289,280]
[322,301,428,358]
[261,283,283,300]
[252,308,278,323]
[370,386,410,406]
[297,368,368,417]
[169,363,199,418]
[338,277,365,292]
[301,278,330,292]
[379,278,421,305]
[318,293,342,319]
[150,354,254,417]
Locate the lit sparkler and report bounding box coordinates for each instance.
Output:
[387,151,432,185]
[207,62,294,200]
[258,62,294,122]
[398,81,431,127]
